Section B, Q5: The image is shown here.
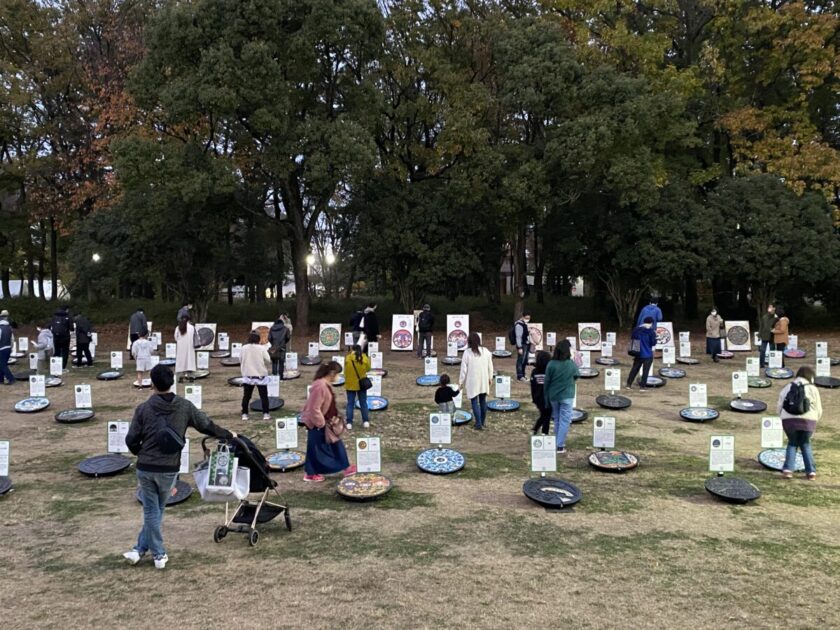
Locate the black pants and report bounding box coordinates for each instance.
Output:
[242,384,269,414]
[627,357,653,387]
[271,355,286,376]
[417,332,432,357]
[75,342,93,366]
[130,333,140,344]
[532,404,552,434]
[55,338,71,369]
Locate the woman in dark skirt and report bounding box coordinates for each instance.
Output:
[300,361,356,482]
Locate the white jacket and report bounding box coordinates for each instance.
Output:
[240,343,271,378]
[32,329,54,360]
[459,346,494,400]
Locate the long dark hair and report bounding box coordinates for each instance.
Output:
[796,366,815,383]
[351,344,362,362]
[552,340,571,362]
[178,316,189,335]
[533,350,551,374]
[247,331,260,344]
[467,332,482,356]
[314,360,342,381]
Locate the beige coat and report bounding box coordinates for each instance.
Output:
[777,378,822,423]
[174,323,196,373]
[705,314,723,338]
[772,317,790,345]
[459,346,494,400]
[240,343,271,378]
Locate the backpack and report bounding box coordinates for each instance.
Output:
[51,316,69,340]
[349,311,364,330]
[782,382,810,416]
[508,321,525,345]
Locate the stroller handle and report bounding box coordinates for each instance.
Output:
[201,435,241,458]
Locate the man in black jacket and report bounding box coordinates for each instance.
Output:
[123,365,236,569]
[129,308,148,344]
[73,311,94,367]
[50,307,74,371]
[417,304,434,359]
[268,315,291,376]
[0,309,16,384]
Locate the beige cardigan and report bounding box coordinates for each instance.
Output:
[240,343,271,378]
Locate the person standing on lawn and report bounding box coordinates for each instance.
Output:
[544,341,579,453]
[636,297,663,328]
[626,317,658,390]
[777,366,822,480]
[74,310,94,367]
[705,307,724,363]
[129,308,148,344]
[758,304,778,368]
[344,344,372,430]
[240,330,273,421]
[417,304,435,358]
[513,312,532,382]
[50,306,74,371]
[0,310,16,385]
[459,332,494,431]
[268,315,291,376]
[174,316,196,378]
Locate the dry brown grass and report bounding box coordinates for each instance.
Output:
[1,326,839,629]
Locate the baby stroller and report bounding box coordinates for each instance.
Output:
[200,436,292,547]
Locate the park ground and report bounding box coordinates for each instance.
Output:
[0,324,838,629]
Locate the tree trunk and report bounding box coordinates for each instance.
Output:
[26,251,35,298]
[344,262,355,300]
[601,271,644,329]
[1,268,10,300]
[512,224,526,320]
[534,223,545,305]
[227,280,234,305]
[290,239,310,334]
[49,216,58,301]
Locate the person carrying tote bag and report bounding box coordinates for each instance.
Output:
[344,345,372,430]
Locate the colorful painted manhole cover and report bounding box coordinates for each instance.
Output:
[447,329,468,350]
[523,478,581,509]
[492,350,512,358]
[227,376,245,387]
[96,370,123,381]
[655,327,672,347]
[730,398,767,413]
[319,326,341,348]
[453,410,473,425]
[159,358,176,367]
[704,475,760,504]
[78,454,131,478]
[14,397,50,413]
[336,473,392,501]
[45,376,62,388]
[680,407,719,422]
[195,327,215,348]
[355,396,388,411]
[659,367,686,379]
[757,448,805,472]
[487,399,520,412]
[640,375,665,388]
[717,351,734,359]
[588,450,639,472]
[726,326,750,347]
[596,357,620,366]
[579,327,601,349]
[391,329,413,349]
[571,408,588,424]
[368,368,388,378]
[765,367,794,379]
[136,479,192,505]
[282,370,300,380]
[55,408,95,424]
[748,377,772,388]
[416,448,465,474]
[578,368,599,379]
[266,450,305,472]
[596,395,631,410]
[416,375,440,387]
[676,357,699,365]
[783,348,806,359]
[300,356,322,366]
[250,397,284,412]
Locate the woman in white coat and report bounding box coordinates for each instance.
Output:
[459,332,494,430]
[174,316,196,377]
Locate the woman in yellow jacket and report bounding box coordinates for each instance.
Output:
[344,345,372,430]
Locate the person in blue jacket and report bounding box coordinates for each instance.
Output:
[626,316,658,391]
[636,297,663,328]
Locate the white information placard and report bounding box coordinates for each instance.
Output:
[344,332,354,347]
[731,371,748,396]
[429,413,452,445]
[530,436,557,473]
[89,342,97,359]
[679,341,691,358]
[816,358,831,378]
[446,315,470,352]
[424,357,438,376]
[111,351,123,369]
[662,347,675,365]
[75,384,92,409]
[679,332,690,343]
[267,375,280,398]
[332,355,345,370]
[231,342,243,359]
[356,437,381,473]
[307,342,318,358]
[606,332,617,346]
[29,353,38,370]
[761,416,784,449]
[107,421,129,453]
[495,375,511,399]
[593,416,616,449]
[546,332,557,347]
[184,385,202,409]
[689,383,707,408]
[370,351,383,370]
[217,332,229,351]
[601,342,613,358]
[578,322,603,351]
[150,355,160,368]
[151,331,162,349]
[709,435,735,473]
[275,417,298,450]
[495,337,506,352]
[746,358,759,377]
[604,368,621,392]
[165,343,176,359]
[724,321,751,352]
[451,384,463,409]
[368,342,379,355]
[815,342,828,359]
[654,322,675,350]
[29,375,45,397]
[50,357,63,377]
[754,332,761,347]
[18,337,29,352]
[0,440,9,476]
[179,439,190,474]
[566,336,577,351]
[370,374,382,397]
[579,351,591,368]
[391,314,414,351]
[768,350,782,369]
[447,341,458,357]
[196,351,209,370]
[788,334,798,350]
[286,352,298,370]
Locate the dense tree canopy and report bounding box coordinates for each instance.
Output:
[1,0,839,327]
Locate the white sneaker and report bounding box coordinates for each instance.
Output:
[262,413,271,421]
[132,381,141,387]
[346,424,353,431]
[123,550,142,565]
[241,414,249,421]
[154,554,168,569]
[362,421,370,429]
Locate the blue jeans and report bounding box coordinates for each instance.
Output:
[470,394,487,428]
[516,343,531,379]
[759,340,773,367]
[784,429,816,474]
[346,389,369,425]
[0,348,14,384]
[135,469,178,559]
[551,399,575,448]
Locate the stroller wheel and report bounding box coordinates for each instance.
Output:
[213,526,227,543]
[248,529,260,547]
[284,509,292,532]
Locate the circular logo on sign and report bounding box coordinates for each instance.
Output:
[455,321,462,328]
[400,320,407,327]
[712,439,721,448]
[358,441,367,450]
[278,421,286,429]
[534,439,542,448]
[763,419,771,428]
[431,416,439,424]
[596,419,603,428]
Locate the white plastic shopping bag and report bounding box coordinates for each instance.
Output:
[194,444,250,502]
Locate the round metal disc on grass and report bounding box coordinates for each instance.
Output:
[336,473,392,501]
[97,370,123,381]
[250,397,284,412]
[0,476,12,496]
[55,408,95,424]
[266,450,305,472]
[730,398,767,413]
[704,475,760,504]
[640,375,665,388]
[452,410,473,425]
[209,350,230,359]
[748,377,772,388]
[282,370,300,380]
[220,358,240,367]
[815,376,840,389]
[299,356,322,366]
[676,357,699,365]
[78,454,131,478]
[416,374,440,386]
[659,367,686,379]
[441,357,461,366]
[158,358,176,367]
[596,395,631,410]
[680,407,719,422]
[487,399,520,412]
[588,450,639,473]
[578,367,599,379]
[368,368,388,378]
[783,348,806,359]
[596,357,620,366]
[136,479,192,506]
[757,448,805,472]
[522,478,581,509]
[183,370,209,381]
[492,350,512,358]
[14,397,50,413]
[355,396,388,411]
[765,367,794,380]
[717,351,734,359]
[416,448,465,474]
[571,408,588,424]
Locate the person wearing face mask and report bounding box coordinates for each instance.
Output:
[513,312,532,382]
[626,317,658,391]
[705,307,724,363]
[758,304,778,368]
